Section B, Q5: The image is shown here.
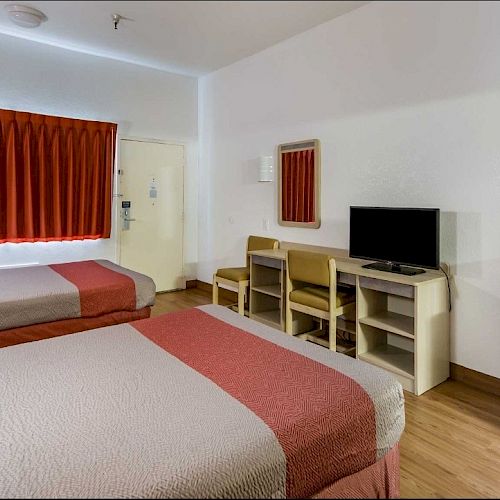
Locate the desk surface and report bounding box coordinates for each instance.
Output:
[248,248,446,286]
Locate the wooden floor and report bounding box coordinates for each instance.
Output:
[152,289,500,499]
[152,287,232,316]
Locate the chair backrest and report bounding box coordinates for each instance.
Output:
[246,235,279,265]
[287,250,333,287]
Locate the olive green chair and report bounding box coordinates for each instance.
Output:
[213,235,279,315]
[285,250,355,351]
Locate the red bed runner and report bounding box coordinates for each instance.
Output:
[50,261,136,317]
[132,308,377,498]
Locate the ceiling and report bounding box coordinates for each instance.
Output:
[0,1,368,76]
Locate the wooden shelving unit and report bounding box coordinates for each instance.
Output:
[249,253,286,331]
[247,246,450,395]
[356,275,448,395]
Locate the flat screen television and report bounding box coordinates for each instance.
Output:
[349,206,440,275]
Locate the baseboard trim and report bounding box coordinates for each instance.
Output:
[185,279,197,289]
[450,362,500,397]
[195,280,211,293]
[196,280,238,302]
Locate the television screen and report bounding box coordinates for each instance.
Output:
[349,207,440,270]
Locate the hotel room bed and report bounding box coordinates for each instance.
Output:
[0,259,156,347]
[0,304,404,499]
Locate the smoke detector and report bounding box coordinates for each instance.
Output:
[5,4,47,28]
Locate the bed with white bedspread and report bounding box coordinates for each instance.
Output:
[0,304,404,498]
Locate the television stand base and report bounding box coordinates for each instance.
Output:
[362,262,425,276]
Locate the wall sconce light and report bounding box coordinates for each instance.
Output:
[259,155,273,182]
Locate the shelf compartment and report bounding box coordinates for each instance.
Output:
[359,310,414,338]
[251,255,282,270]
[251,263,281,287]
[337,316,356,335]
[251,284,281,299]
[359,276,414,299]
[358,344,414,379]
[252,309,281,328]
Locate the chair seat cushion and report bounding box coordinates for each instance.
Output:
[289,286,354,312]
[216,267,250,282]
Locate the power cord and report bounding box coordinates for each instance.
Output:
[440,265,452,312]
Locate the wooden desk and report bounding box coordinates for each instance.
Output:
[248,247,450,396]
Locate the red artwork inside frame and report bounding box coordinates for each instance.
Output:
[279,140,320,228]
[281,149,315,223]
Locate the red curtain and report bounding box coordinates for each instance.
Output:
[281,149,315,223]
[0,109,116,243]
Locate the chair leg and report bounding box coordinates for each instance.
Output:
[286,304,293,335]
[238,282,245,316]
[212,274,219,305]
[329,314,337,351]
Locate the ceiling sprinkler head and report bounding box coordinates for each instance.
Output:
[111,13,133,30]
[112,13,121,30]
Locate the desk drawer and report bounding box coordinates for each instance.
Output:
[338,272,356,286]
[251,255,282,270]
[359,276,414,298]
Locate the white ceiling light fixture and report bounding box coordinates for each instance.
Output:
[5,4,47,28]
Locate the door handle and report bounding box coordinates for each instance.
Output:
[124,218,136,222]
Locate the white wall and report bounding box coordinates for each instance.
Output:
[198,1,500,378]
[0,33,198,278]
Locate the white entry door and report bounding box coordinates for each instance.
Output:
[119,139,184,292]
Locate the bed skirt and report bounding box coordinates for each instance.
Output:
[0,307,151,348]
[312,443,400,499]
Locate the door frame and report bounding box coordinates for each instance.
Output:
[114,135,186,289]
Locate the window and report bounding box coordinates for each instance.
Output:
[0,109,117,243]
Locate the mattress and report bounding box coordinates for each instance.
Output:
[0,304,405,498]
[0,259,156,331]
[0,307,151,348]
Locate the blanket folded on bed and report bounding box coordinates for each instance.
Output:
[0,304,404,499]
[0,260,156,331]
